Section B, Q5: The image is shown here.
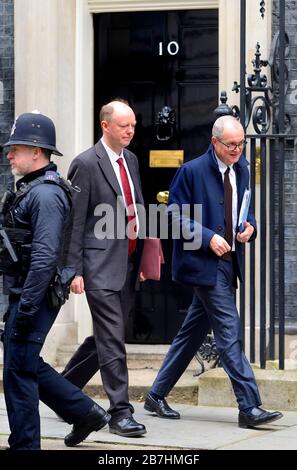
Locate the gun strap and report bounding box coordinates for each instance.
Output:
[8,174,73,227]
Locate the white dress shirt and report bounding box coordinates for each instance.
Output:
[101,138,139,232]
[215,154,238,250]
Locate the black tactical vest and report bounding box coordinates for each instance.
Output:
[0,171,72,278]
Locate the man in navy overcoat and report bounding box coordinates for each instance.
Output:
[144,116,283,429]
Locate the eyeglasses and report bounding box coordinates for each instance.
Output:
[216,138,247,151]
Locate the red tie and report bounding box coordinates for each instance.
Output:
[117,157,137,256]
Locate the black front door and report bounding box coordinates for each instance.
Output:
[94,9,218,343]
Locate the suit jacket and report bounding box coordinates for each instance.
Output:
[168,144,257,287]
[66,140,144,291]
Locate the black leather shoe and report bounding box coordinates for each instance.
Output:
[144,393,180,419]
[238,407,283,428]
[109,417,146,437]
[64,403,110,447]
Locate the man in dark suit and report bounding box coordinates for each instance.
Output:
[144,116,283,429]
[65,100,146,437]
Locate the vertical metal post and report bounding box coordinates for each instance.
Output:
[240,253,246,351]
[239,0,247,350]
[278,0,285,369]
[240,0,246,127]
[269,138,275,360]
[260,137,267,368]
[250,138,256,363]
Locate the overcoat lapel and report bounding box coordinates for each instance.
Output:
[124,149,143,204]
[95,140,122,197]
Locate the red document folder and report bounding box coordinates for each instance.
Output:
[140,238,165,281]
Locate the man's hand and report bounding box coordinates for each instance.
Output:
[236,221,254,243]
[15,313,35,335]
[209,234,231,257]
[70,275,85,294]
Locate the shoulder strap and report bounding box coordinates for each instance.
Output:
[43,171,73,208]
[12,172,73,212]
[10,177,45,213]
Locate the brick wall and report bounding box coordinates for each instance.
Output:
[273,0,297,331]
[0,0,14,318]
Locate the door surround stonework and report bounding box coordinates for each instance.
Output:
[87,1,219,12]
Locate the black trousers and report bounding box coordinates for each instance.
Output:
[3,298,95,450]
[63,258,135,423]
[62,335,99,388]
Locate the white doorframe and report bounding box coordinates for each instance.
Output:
[87,0,219,12]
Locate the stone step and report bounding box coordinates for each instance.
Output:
[52,364,297,410]
[198,367,297,411]
[55,343,200,372]
[1,361,297,410]
[0,364,199,405]
[73,368,199,405]
[53,342,211,405]
[2,338,297,410]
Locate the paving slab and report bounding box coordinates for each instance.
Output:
[1,394,296,451]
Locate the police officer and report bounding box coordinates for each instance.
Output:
[0,112,110,450]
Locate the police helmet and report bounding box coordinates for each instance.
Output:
[2,111,63,156]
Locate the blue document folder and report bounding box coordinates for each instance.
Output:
[238,188,251,233]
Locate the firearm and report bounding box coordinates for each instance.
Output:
[0,189,22,274]
[0,189,19,264]
[0,188,15,220]
[0,228,18,263]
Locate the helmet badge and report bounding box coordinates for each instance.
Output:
[10,115,19,137]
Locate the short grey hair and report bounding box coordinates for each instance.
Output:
[100,104,114,123]
[212,116,242,138]
[99,98,130,123]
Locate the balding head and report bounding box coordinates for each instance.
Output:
[212,116,243,139]
[100,100,136,154]
[100,100,133,123]
[211,115,245,166]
